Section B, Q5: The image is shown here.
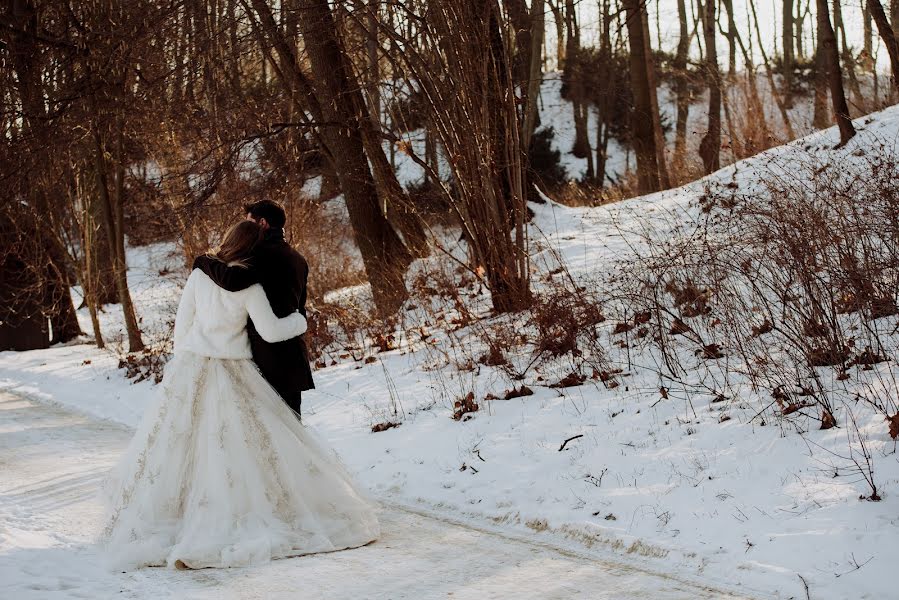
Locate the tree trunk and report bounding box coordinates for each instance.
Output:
[864,2,874,62]
[869,0,899,93]
[295,0,412,315]
[722,83,739,160]
[816,0,856,146]
[87,202,120,306]
[832,0,865,110]
[813,42,831,128]
[783,0,795,107]
[358,124,430,258]
[319,160,342,201]
[253,0,427,270]
[547,0,566,69]
[892,0,899,99]
[43,243,81,344]
[521,0,545,152]
[699,0,721,174]
[796,0,807,59]
[596,0,613,185]
[623,0,661,193]
[642,7,670,189]
[564,0,591,161]
[424,119,438,185]
[0,212,46,351]
[409,0,531,312]
[80,191,106,348]
[503,0,533,86]
[91,122,144,352]
[485,3,531,311]
[674,0,690,160]
[365,0,381,125]
[723,0,737,77]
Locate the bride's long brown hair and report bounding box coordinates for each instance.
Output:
[208,221,262,267]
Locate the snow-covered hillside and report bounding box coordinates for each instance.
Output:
[4,104,899,600]
[384,71,863,188]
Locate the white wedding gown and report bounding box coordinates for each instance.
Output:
[101,269,379,570]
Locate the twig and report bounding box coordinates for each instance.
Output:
[797,573,810,600]
[559,434,584,451]
[834,553,873,578]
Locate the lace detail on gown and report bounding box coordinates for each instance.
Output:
[101,351,379,570]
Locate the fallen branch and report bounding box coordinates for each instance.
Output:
[559,434,584,451]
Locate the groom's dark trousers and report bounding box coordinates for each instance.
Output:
[193,227,314,414]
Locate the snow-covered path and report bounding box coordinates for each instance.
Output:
[0,391,752,599]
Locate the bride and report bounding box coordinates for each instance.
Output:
[102,221,379,570]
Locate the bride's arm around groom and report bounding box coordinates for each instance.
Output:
[173,268,308,356]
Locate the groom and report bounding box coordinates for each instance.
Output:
[194,200,314,415]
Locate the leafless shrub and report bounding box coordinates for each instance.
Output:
[118,347,170,385]
[531,278,606,362]
[616,139,899,457]
[306,300,393,365]
[290,205,367,302]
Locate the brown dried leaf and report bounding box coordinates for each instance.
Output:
[782,401,813,416]
[504,385,534,400]
[371,421,401,433]
[549,373,587,389]
[888,414,899,439]
[453,391,479,420]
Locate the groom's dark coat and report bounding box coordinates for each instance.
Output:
[193,227,314,412]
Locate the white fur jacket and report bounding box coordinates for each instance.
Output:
[173,269,307,360]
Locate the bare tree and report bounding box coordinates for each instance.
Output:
[783,0,795,107]
[292,0,413,314]
[379,0,533,311]
[816,0,856,146]
[84,11,145,352]
[642,4,670,188]
[868,0,899,93]
[564,0,592,172]
[5,0,83,345]
[595,0,616,184]
[547,0,566,68]
[864,2,874,61]
[699,0,721,173]
[796,0,810,59]
[623,0,661,192]
[521,0,545,153]
[722,0,737,77]
[832,0,864,110]
[674,0,691,160]
[90,114,144,351]
[813,40,831,128]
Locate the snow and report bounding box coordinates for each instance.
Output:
[4,99,899,599]
[0,392,749,599]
